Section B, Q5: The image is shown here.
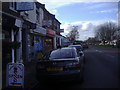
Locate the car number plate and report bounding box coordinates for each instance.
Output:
[47,67,63,71]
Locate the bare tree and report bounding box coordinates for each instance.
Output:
[95,21,117,41]
[67,26,79,41]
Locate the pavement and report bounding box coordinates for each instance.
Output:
[2,60,38,90]
[23,61,39,89]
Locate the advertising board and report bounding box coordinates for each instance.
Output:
[6,63,24,87]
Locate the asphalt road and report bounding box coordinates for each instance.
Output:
[32,46,119,89]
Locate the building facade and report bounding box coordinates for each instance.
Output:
[2,2,23,64]
[2,1,62,63]
[20,2,37,62]
[42,8,56,52]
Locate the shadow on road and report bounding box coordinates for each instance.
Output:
[32,80,83,90]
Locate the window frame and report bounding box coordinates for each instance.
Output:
[9,0,17,12]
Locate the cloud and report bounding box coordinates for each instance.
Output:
[35,0,118,40]
[37,0,73,10]
[60,21,97,41]
[93,9,118,13]
[37,0,118,16]
[60,20,116,41]
[50,9,58,14]
[37,0,119,10]
[37,0,119,3]
[86,3,109,9]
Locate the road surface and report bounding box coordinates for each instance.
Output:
[32,46,119,89]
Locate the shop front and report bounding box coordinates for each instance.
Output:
[30,25,46,58]
[44,29,55,53]
[34,36,44,57]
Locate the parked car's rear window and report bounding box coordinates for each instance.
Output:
[49,48,77,59]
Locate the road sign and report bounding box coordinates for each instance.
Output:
[6,63,24,87]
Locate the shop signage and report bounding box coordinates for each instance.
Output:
[22,23,36,29]
[6,63,24,87]
[16,2,34,11]
[69,36,73,41]
[60,29,64,33]
[31,25,46,35]
[47,29,55,35]
[15,19,22,28]
[46,29,56,37]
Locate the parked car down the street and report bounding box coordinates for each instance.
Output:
[36,47,84,83]
[68,45,85,63]
[69,44,83,50]
[82,44,89,49]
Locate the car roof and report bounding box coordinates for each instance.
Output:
[57,47,76,50]
[69,45,82,47]
[51,47,77,53]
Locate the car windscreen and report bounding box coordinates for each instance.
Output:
[49,49,76,59]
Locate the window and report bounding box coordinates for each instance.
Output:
[9,0,16,11]
[49,49,76,59]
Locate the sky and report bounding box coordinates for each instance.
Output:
[37,0,119,41]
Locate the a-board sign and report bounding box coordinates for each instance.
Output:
[6,63,24,87]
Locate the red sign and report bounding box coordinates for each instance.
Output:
[69,36,73,40]
[47,29,56,37]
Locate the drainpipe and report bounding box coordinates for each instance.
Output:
[11,30,14,63]
[54,36,56,49]
[16,27,22,63]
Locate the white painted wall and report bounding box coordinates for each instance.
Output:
[20,2,44,26]
[39,8,44,26]
[26,3,36,23]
